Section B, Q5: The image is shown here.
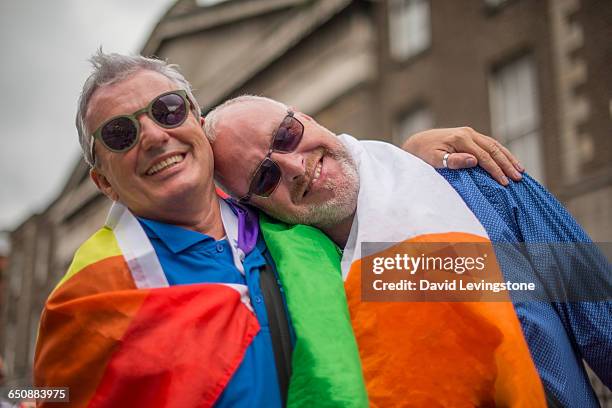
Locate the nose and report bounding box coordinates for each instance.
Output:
[139,114,170,151]
[273,152,305,181]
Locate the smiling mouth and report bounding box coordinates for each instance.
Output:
[303,157,323,197]
[146,154,185,176]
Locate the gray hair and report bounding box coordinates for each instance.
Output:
[203,95,286,142]
[76,49,202,167]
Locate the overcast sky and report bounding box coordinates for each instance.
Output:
[0,0,176,234]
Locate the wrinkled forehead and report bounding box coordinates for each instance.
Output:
[85,70,177,133]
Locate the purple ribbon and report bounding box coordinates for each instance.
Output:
[226,199,259,254]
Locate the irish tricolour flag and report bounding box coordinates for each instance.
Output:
[336,134,547,407]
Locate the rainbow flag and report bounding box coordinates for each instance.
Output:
[34,202,259,407]
[35,200,368,407]
[336,134,546,407]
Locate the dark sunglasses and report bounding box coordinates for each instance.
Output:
[239,110,304,202]
[90,90,192,164]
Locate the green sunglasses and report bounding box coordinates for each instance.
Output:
[90,89,192,164]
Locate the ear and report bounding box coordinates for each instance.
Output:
[200,115,215,145]
[90,167,119,201]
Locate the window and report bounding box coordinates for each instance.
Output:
[489,55,544,182]
[394,106,434,146]
[388,0,431,60]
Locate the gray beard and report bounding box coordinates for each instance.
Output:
[268,151,359,229]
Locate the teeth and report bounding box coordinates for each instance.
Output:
[146,154,184,175]
[304,160,322,197]
[312,160,322,183]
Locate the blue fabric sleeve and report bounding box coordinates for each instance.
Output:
[440,167,612,389]
[440,168,612,388]
[504,174,612,389]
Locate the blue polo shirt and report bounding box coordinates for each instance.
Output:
[138,217,283,408]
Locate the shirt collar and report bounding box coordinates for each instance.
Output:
[138,217,216,254]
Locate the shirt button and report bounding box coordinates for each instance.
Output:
[254,296,263,303]
[216,243,224,252]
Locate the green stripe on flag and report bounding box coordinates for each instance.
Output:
[259,214,368,407]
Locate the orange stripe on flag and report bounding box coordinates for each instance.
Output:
[35,256,145,407]
[345,232,546,407]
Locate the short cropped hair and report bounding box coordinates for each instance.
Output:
[203,95,286,142]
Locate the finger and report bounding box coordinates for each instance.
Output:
[446,153,477,169]
[488,141,523,181]
[465,141,509,185]
[497,143,524,173]
[431,149,457,168]
[473,135,523,181]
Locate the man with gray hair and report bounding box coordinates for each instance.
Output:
[206,95,612,407]
[34,50,527,407]
[35,50,306,407]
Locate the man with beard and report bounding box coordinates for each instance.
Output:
[207,95,612,407]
